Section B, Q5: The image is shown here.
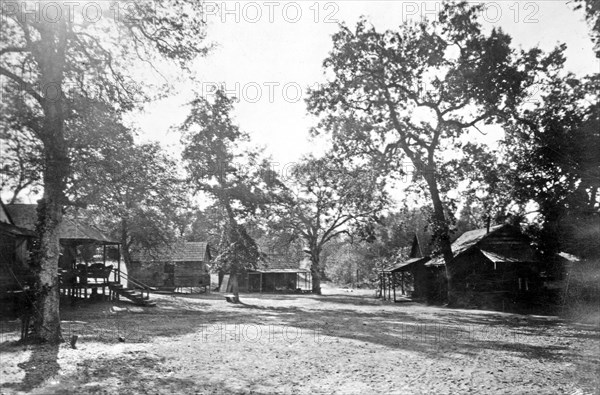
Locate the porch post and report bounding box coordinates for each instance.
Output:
[117,244,121,284]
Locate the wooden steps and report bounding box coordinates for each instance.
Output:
[109,284,156,307]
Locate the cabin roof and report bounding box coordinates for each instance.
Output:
[0,221,37,237]
[384,256,431,273]
[425,224,539,267]
[250,268,310,273]
[449,224,505,257]
[479,249,523,263]
[0,200,14,224]
[256,254,310,272]
[557,252,580,262]
[5,204,117,244]
[0,201,36,237]
[132,241,211,262]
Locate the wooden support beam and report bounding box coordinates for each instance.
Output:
[117,244,121,284]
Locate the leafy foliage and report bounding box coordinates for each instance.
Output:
[307,2,554,270]
[503,75,600,257]
[179,91,282,281]
[1,0,208,342]
[573,0,600,57]
[271,155,387,293]
[77,139,188,263]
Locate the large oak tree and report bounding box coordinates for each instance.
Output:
[179,91,282,302]
[272,155,387,294]
[307,1,558,303]
[1,0,207,342]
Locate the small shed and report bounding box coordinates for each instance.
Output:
[425,224,544,309]
[130,241,211,291]
[243,255,311,293]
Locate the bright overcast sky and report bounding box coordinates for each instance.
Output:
[133,1,598,166]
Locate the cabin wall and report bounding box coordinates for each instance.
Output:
[411,263,429,299]
[0,235,33,294]
[449,250,544,310]
[425,266,447,304]
[174,261,209,287]
[0,234,17,293]
[129,260,209,288]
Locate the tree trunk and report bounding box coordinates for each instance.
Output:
[29,18,69,343]
[31,195,63,343]
[310,252,322,295]
[423,172,455,305]
[231,273,240,303]
[119,219,132,266]
[220,199,242,303]
[32,119,69,343]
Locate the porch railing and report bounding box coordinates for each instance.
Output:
[113,269,153,299]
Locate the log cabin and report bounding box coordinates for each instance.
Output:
[425,224,545,310]
[129,241,211,292]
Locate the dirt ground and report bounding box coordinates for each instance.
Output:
[1,284,599,395]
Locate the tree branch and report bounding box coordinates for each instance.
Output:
[0,66,44,104]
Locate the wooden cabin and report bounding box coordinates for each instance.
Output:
[5,204,122,301]
[247,255,312,293]
[425,224,544,310]
[129,242,211,292]
[0,202,37,319]
[379,235,432,302]
[219,255,312,293]
[379,234,432,301]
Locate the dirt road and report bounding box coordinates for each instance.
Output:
[1,285,599,394]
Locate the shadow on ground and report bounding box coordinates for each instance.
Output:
[2,290,599,394]
[2,343,60,392]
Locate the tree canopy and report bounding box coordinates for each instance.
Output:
[1,0,208,342]
[270,155,387,294]
[307,2,571,302]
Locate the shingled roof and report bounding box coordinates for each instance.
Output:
[384,256,431,273]
[426,224,539,267]
[251,254,310,273]
[132,241,211,262]
[447,225,505,257]
[0,221,36,237]
[0,201,36,237]
[5,204,117,244]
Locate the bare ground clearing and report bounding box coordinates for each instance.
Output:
[1,284,599,395]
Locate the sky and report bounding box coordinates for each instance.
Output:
[2,1,597,205]
[132,0,599,169]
